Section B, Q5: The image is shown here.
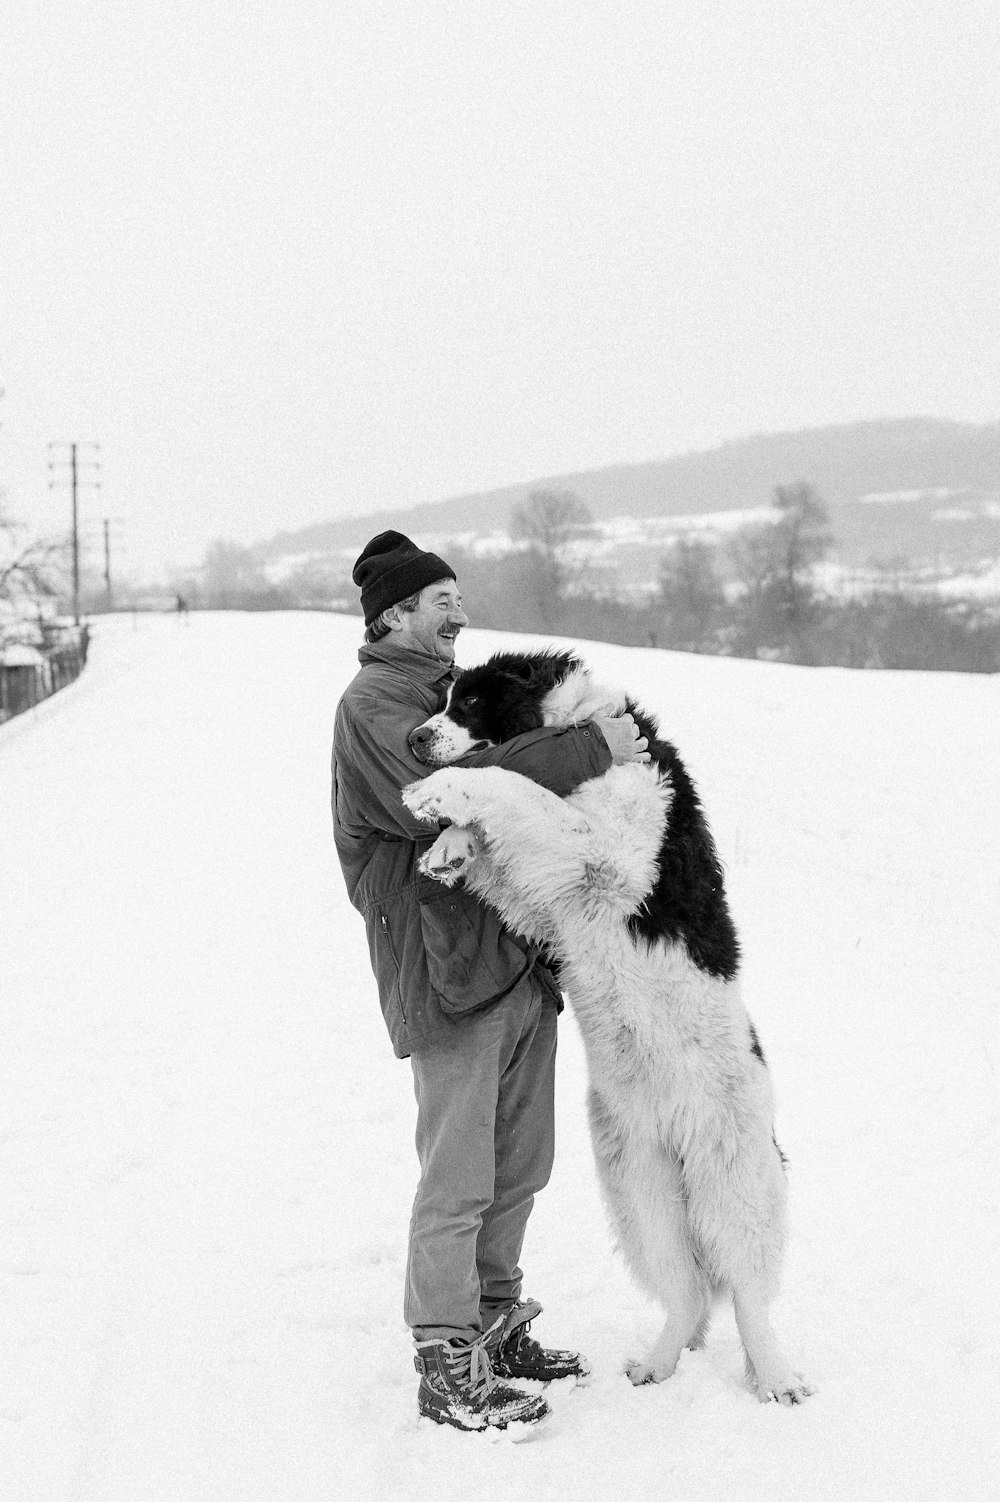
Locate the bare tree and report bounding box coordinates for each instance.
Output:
[509,489,594,604]
[0,502,67,632]
[657,536,725,647]
[730,482,831,658]
[771,482,831,585]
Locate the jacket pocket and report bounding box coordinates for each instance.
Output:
[366,908,406,1023]
[418,885,533,1016]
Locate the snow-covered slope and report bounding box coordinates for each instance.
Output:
[1,612,997,1501]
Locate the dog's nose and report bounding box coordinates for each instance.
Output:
[409,725,434,759]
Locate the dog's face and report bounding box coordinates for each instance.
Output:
[408,651,579,765]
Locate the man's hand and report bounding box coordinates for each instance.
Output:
[592,713,651,765]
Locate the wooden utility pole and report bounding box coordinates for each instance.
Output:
[71,444,79,617]
[98,518,125,609]
[86,516,123,610]
[47,442,100,624]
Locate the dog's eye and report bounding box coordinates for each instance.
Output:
[463,695,479,707]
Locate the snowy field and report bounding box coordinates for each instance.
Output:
[2,610,998,1502]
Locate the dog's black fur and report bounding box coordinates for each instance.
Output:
[437,650,740,981]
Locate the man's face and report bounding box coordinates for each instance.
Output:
[390,578,468,663]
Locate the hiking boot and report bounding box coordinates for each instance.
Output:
[414,1335,551,1432]
[484,1299,590,1381]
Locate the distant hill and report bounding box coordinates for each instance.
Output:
[253,418,1000,604]
[260,417,1000,566]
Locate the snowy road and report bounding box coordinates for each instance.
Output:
[2,612,998,1500]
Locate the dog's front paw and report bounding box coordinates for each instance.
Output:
[403,769,474,828]
[419,826,480,885]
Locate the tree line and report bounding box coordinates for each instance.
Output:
[180,484,999,672]
[447,485,1000,673]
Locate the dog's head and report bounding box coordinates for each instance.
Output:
[408,649,625,765]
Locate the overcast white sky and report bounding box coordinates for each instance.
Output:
[2,1,998,574]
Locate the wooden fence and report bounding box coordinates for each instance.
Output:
[0,626,90,724]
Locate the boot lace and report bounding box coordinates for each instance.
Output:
[440,1336,495,1401]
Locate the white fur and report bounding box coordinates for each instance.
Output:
[539,664,628,726]
[402,670,812,1404]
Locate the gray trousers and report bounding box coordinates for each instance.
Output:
[404,973,557,1343]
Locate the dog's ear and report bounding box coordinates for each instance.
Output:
[507,704,544,734]
[501,662,537,684]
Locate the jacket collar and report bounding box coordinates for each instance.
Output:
[357,634,456,688]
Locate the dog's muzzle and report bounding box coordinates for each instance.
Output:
[408,724,436,762]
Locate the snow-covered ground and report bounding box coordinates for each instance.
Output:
[1,611,998,1501]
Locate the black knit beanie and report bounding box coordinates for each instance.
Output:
[353,530,456,626]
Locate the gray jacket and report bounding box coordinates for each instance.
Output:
[331,637,612,1056]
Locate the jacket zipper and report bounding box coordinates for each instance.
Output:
[380,913,405,1022]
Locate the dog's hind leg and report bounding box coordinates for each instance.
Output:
[627,1255,710,1387]
[623,1155,711,1386]
[587,1091,709,1385]
[686,1301,713,1352]
[692,1135,812,1404]
[732,1281,814,1405]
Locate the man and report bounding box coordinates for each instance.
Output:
[331,530,648,1432]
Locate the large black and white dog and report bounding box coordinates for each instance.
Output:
[402,649,811,1404]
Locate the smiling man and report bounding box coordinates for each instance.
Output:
[331,530,646,1432]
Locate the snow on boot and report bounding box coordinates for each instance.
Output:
[485,1299,590,1381]
[413,1336,551,1432]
